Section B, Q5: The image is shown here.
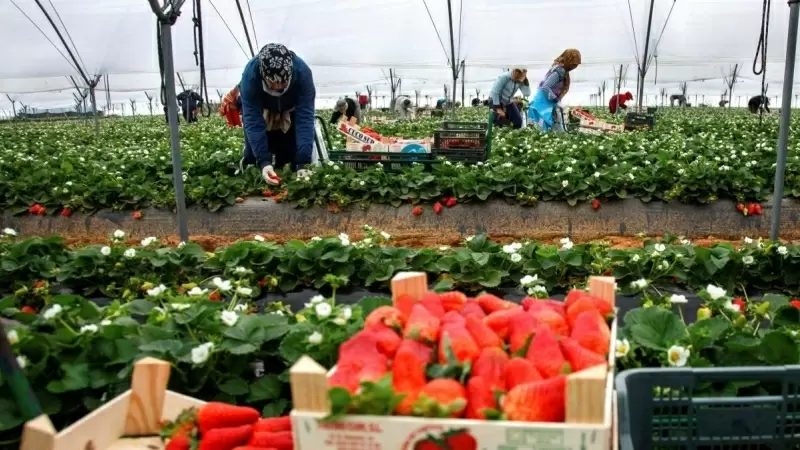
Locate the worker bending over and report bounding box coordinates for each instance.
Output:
[330,97,363,124]
[529,49,582,132]
[609,91,633,114]
[490,68,530,129]
[239,43,315,185]
[748,95,770,114]
[177,89,203,123]
[395,95,415,119]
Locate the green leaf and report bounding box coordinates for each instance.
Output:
[772,305,800,328]
[358,296,392,316]
[248,375,284,402]
[219,377,250,396]
[127,299,155,316]
[326,387,353,420]
[478,269,503,288]
[759,331,799,365]
[629,307,687,351]
[687,317,730,349]
[47,363,90,393]
[261,399,290,417]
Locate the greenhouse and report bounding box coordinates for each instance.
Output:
[3,0,800,449]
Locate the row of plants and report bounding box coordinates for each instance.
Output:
[3,227,800,305]
[0,108,797,212]
[5,265,800,446]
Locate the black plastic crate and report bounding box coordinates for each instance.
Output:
[433,148,487,163]
[434,130,487,150]
[327,151,434,171]
[617,366,800,450]
[440,121,489,131]
[624,112,655,131]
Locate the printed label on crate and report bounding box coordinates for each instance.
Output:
[339,122,378,144]
[389,142,431,153]
[293,414,608,450]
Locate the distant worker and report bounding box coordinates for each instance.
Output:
[218,85,242,127]
[719,100,729,107]
[482,99,491,107]
[330,97,363,124]
[435,98,447,109]
[490,68,531,129]
[529,49,582,132]
[177,89,203,123]
[609,91,633,114]
[395,95,415,119]
[358,93,369,112]
[471,97,481,107]
[670,94,687,107]
[748,95,770,114]
[239,43,316,185]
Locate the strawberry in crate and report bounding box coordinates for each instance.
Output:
[161,402,294,450]
[326,286,614,423]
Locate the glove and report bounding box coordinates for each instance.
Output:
[262,165,280,185]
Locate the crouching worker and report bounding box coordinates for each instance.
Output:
[219,85,242,127]
[330,97,363,124]
[239,43,315,185]
[490,68,530,129]
[609,91,633,114]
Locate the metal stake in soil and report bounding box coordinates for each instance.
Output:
[771,0,800,241]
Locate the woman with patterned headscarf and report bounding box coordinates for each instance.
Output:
[239,43,316,184]
[528,49,581,132]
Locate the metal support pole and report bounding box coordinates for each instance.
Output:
[770,0,800,240]
[89,85,99,138]
[446,0,457,117]
[638,0,656,109]
[615,65,623,115]
[461,60,465,106]
[160,23,190,242]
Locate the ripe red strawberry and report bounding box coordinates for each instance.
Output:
[442,311,466,327]
[526,326,570,378]
[560,339,607,372]
[20,306,37,314]
[263,190,273,198]
[232,447,278,450]
[197,403,260,435]
[248,431,292,450]
[503,376,567,422]
[421,292,446,318]
[732,297,746,313]
[33,280,47,289]
[508,312,539,354]
[483,308,524,340]
[438,291,467,312]
[444,429,477,450]
[465,376,499,420]
[132,210,143,220]
[413,378,467,418]
[529,308,569,336]
[329,353,388,394]
[465,314,503,349]
[338,329,386,363]
[591,199,600,210]
[746,203,756,216]
[253,416,291,433]
[445,197,458,208]
[460,301,486,319]
[60,208,72,217]
[472,347,509,391]
[433,202,443,215]
[521,297,566,317]
[209,291,222,302]
[366,324,402,358]
[753,203,762,215]
[394,293,419,321]
[393,340,431,415]
[28,204,41,215]
[736,203,745,213]
[365,306,405,331]
[198,424,253,450]
[403,304,442,344]
[438,323,480,364]
[165,434,191,450]
[570,310,611,356]
[476,293,516,314]
[566,291,613,327]
[412,206,423,216]
[505,357,542,390]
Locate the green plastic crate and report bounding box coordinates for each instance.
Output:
[616,366,800,450]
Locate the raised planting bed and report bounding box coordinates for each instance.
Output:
[4,198,800,243]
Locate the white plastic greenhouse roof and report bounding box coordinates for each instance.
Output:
[1,0,799,113]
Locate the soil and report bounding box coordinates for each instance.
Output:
[59,231,756,251]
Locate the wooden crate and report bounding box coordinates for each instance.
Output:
[290,272,618,450]
[20,358,205,450]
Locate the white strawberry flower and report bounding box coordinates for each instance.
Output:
[191,342,214,365]
[253,235,265,242]
[236,286,253,297]
[615,339,630,358]
[7,330,19,345]
[220,310,239,327]
[3,228,18,237]
[16,355,28,369]
[212,277,232,292]
[100,246,111,256]
[667,345,690,367]
[706,285,726,300]
[80,324,99,334]
[315,303,332,319]
[124,248,137,259]
[188,287,208,296]
[307,331,323,345]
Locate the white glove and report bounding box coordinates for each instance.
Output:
[297,168,311,179]
[262,165,280,185]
